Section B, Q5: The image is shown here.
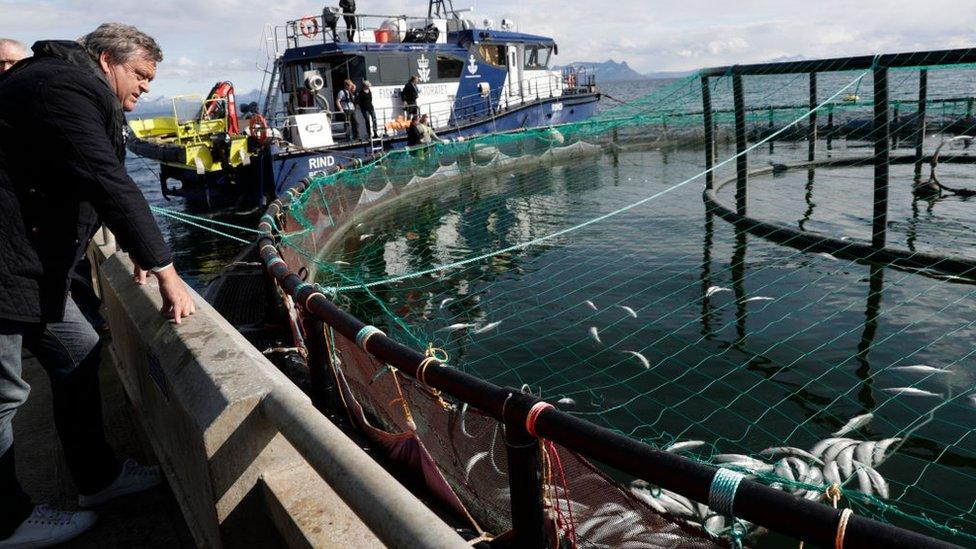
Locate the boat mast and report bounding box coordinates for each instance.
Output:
[428,0,459,18]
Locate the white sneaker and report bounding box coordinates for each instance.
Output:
[0,505,97,548]
[78,459,161,508]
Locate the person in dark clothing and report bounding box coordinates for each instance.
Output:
[401,75,420,117]
[406,114,423,147]
[339,0,357,42]
[0,24,195,548]
[322,6,341,42]
[358,79,378,138]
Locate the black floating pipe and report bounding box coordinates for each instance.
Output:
[531,408,959,549]
[504,393,548,549]
[259,227,967,548]
[701,76,714,190]
[808,72,817,162]
[873,66,890,249]
[700,47,976,76]
[703,163,976,278]
[732,74,748,216]
[915,69,929,180]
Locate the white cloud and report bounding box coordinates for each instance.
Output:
[2,0,974,95]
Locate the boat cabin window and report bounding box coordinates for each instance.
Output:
[437,55,463,79]
[524,45,552,69]
[478,44,507,67]
[378,54,411,85]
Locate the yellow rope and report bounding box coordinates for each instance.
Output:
[389,368,417,430]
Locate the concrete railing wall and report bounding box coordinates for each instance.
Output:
[87,232,466,548]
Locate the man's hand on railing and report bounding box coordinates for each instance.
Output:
[134,264,196,324]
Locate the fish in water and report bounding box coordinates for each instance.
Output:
[360,233,373,241]
[743,296,774,303]
[459,402,475,438]
[557,397,576,407]
[872,437,902,465]
[584,300,598,311]
[969,394,976,409]
[832,413,874,436]
[472,320,503,334]
[890,365,951,375]
[333,260,351,266]
[882,387,943,398]
[705,286,730,298]
[589,326,602,345]
[665,440,705,453]
[817,252,838,261]
[617,305,638,318]
[810,437,854,460]
[437,323,476,332]
[465,451,489,482]
[759,446,824,465]
[439,298,455,309]
[622,350,650,369]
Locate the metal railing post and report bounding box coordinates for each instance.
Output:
[872,65,890,249]
[827,106,834,151]
[733,73,748,216]
[914,69,928,180]
[701,75,714,190]
[504,393,548,549]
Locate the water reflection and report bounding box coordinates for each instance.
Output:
[797,168,816,231]
[854,264,884,412]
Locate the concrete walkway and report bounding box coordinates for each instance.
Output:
[13,340,194,548]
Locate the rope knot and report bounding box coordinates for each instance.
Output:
[525,402,554,437]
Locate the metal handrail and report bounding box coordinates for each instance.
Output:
[260,388,468,548]
[265,69,574,140]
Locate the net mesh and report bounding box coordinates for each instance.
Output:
[274,55,976,547]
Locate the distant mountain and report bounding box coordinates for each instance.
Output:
[555,60,646,82]
[555,60,698,82]
[130,88,263,117]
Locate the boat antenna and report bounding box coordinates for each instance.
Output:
[428,0,459,19]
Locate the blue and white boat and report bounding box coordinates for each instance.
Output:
[129,0,601,208]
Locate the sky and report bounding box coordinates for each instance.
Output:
[1,0,974,98]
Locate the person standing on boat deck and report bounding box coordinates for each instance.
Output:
[417,114,443,144]
[322,6,341,42]
[339,0,357,42]
[401,75,420,117]
[358,80,378,138]
[0,23,196,548]
[337,78,360,141]
[0,39,27,74]
[406,114,423,147]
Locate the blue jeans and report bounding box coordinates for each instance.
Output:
[0,297,120,537]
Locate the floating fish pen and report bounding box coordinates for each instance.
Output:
[250,48,976,548]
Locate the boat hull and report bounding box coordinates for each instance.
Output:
[144,93,600,208]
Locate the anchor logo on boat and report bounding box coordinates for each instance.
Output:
[467,54,479,75]
[417,54,431,82]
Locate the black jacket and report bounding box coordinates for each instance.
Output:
[401,81,419,104]
[0,41,172,323]
[357,87,374,110]
[406,122,422,147]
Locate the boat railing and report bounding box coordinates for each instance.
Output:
[278,11,457,52]
[261,69,583,145]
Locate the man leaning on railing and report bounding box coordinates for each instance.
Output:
[0,22,195,548]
